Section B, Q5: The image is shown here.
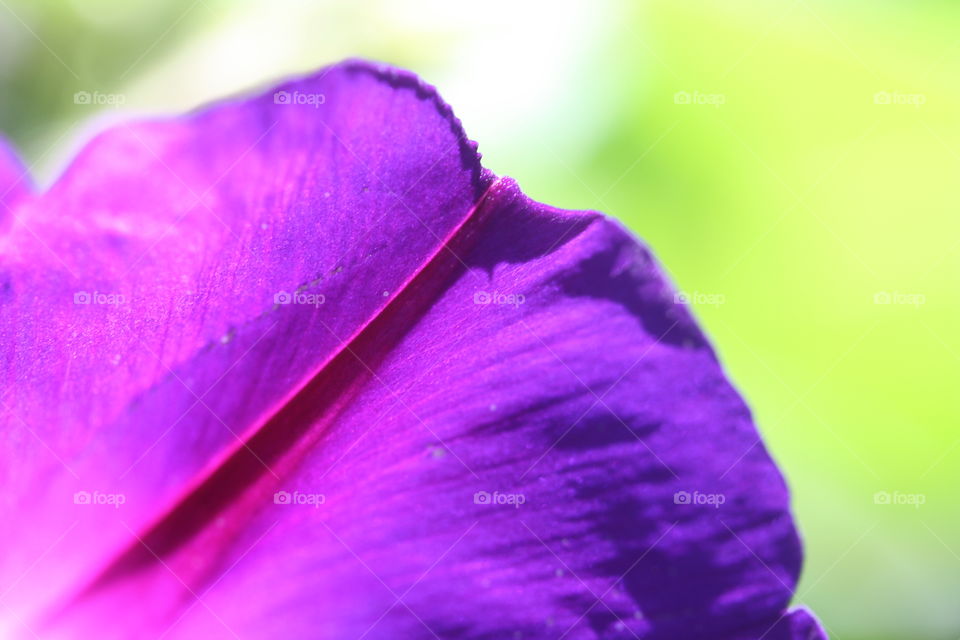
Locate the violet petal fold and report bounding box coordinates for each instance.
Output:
[0,60,825,639]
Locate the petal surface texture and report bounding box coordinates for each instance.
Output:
[0,61,824,639]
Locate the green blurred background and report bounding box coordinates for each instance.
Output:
[0,1,955,638]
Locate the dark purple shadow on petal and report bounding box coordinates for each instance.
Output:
[558,249,710,350]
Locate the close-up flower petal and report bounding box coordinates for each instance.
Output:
[0,61,824,639]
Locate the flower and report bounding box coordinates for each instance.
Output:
[0,60,824,639]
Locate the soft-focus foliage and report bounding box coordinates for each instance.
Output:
[0,1,956,638]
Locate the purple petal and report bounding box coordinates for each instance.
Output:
[2,61,489,625]
[0,61,824,639]
[144,182,819,640]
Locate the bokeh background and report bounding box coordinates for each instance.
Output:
[0,1,955,638]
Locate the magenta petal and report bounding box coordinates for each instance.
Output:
[2,61,488,625]
[0,62,824,639]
